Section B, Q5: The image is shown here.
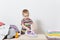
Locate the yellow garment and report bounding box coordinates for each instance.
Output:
[48,34,60,37]
[15,32,19,38]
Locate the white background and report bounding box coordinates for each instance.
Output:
[0,0,60,32]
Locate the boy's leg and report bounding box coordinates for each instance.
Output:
[21,29,26,35]
[7,28,16,39]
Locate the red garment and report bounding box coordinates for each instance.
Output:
[0,22,5,26]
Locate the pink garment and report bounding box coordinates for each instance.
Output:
[0,22,5,26]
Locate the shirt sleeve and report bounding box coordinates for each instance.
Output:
[21,19,25,25]
[29,19,33,24]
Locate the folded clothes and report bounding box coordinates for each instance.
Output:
[25,30,37,37]
[10,25,20,33]
[47,31,60,37]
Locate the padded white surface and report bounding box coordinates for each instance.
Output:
[4,34,47,40]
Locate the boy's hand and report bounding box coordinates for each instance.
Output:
[26,28,30,31]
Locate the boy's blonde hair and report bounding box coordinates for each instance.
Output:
[22,9,29,13]
[22,9,29,16]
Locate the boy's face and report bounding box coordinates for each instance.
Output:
[23,12,29,17]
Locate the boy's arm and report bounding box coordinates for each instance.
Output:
[21,24,30,31]
[21,20,30,30]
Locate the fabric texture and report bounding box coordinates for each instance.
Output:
[21,18,33,34]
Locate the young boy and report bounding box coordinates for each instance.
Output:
[21,9,33,34]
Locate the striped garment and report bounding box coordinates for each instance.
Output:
[21,18,33,34]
